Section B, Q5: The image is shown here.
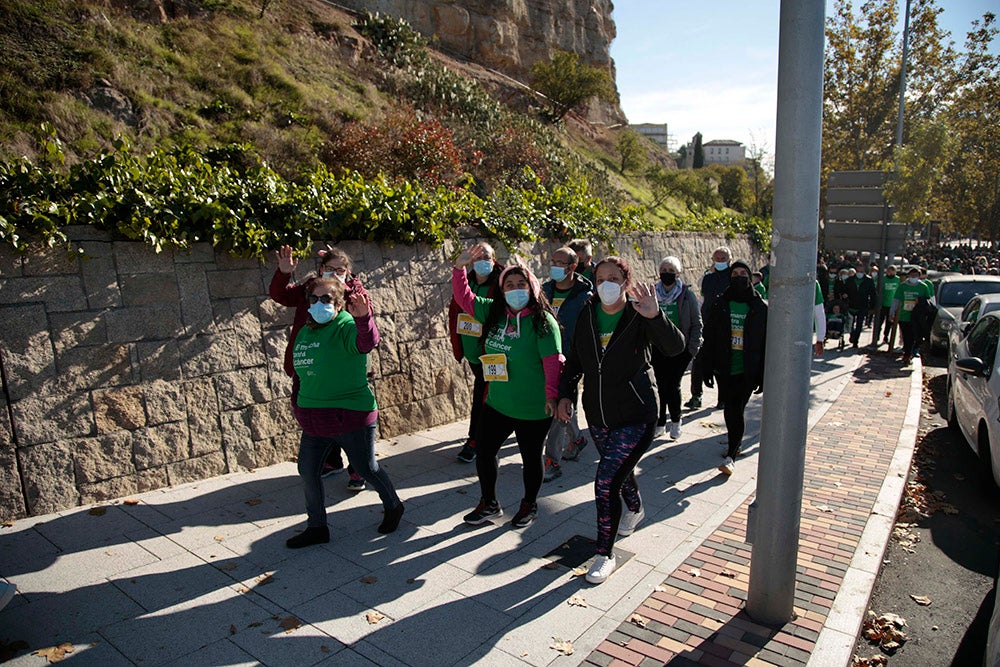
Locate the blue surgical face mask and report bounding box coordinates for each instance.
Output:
[504,289,530,310]
[550,266,567,281]
[906,277,919,285]
[309,302,337,324]
[473,260,493,277]
[714,261,729,271]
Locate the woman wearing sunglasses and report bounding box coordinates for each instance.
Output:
[285,277,404,548]
[270,244,367,491]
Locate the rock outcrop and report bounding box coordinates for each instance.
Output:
[338,0,624,123]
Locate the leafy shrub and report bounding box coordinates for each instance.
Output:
[326,106,465,188]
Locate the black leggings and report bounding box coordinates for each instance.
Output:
[475,404,552,504]
[899,320,917,356]
[715,373,754,458]
[652,349,692,423]
[467,362,487,440]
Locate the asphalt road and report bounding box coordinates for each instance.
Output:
[852,354,1000,666]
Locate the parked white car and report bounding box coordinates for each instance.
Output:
[946,311,1000,487]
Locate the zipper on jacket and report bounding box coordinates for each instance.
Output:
[591,308,607,426]
[628,380,646,405]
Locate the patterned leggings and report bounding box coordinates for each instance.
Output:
[591,422,655,555]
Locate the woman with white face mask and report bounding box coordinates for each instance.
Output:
[452,245,563,530]
[270,244,367,491]
[557,257,686,585]
[286,278,404,548]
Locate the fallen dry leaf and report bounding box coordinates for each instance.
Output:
[366,611,386,625]
[406,578,418,584]
[541,562,560,570]
[123,499,140,506]
[910,594,932,606]
[213,535,225,542]
[549,638,574,656]
[218,563,238,572]
[360,576,378,584]
[278,616,302,634]
[686,568,701,578]
[860,610,909,653]
[1,521,14,527]
[720,570,737,579]
[628,613,648,628]
[814,504,833,513]
[654,584,668,592]
[230,624,237,635]
[321,645,331,653]
[571,567,588,577]
[32,643,75,663]
[88,507,107,516]
[256,573,275,586]
[456,489,468,495]
[567,595,588,608]
[245,499,262,506]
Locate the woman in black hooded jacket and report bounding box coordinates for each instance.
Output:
[700,260,767,476]
[557,256,685,585]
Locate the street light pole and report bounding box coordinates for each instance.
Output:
[745,0,825,625]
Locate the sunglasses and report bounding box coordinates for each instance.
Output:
[308,294,336,304]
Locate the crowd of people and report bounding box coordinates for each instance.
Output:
[268,239,773,585]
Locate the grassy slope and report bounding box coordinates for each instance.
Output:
[0,0,689,218]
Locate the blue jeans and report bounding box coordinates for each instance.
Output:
[297,426,400,528]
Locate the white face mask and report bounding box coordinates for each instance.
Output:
[597,281,622,305]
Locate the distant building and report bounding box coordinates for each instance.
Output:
[630,123,669,148]
[702,139,745,165]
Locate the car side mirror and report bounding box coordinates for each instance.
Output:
[956,356,987,377]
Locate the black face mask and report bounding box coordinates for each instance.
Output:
[660,272,676,286]
[730,275,752,295]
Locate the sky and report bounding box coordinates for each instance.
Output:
[610,0,997,156]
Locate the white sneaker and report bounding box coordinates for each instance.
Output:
[718,457,735,476]
[618,506,645,536]
[654,422,666,438]
[0,581,16,612]
[669,420,681,439]
[586,554,617,584]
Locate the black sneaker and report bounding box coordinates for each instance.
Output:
[684,395,702,410]
[463,499,503,525]
[511,501,537,528]
[286,526,330,549]
[457,440,476,463]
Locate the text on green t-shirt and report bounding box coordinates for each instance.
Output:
[729,301,750,375]
[293,311,377,411]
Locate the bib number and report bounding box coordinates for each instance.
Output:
[479,353,509,382]
[456,313,483,337]
[551,297,565,316]
[731,328,745,350]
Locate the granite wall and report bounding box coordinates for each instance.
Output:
[0,229,762,519]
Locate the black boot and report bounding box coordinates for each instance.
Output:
[286,526,330,549]
[378,503,405,534]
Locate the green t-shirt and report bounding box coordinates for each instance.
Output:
[729,301,750,375]
[293,311,377,411]
[550,288,571,318]
[893,280,933,322]
[815,280,824,306]
[659,301,681,327]
[881,275,900,307]
[471,296,561,420]
[457,280,493,364]
[595,307,625,351]
[753,282,768,298]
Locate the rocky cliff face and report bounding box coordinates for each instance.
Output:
[338,0,624,123]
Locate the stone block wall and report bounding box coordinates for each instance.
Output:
[0,228,762,519]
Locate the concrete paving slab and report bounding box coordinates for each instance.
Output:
[233,546,368,609]
[343,640,411,667]
[0,527,60,581]
[337,558,470,619]
[98,584,274,665]
[229,616,338,667]
[9,540,161,594]
[0,581,145,646]
[367,589,516,667]
[293,588,389,646]
[108,551,235,611]
[451,552,572,617]
[3,632,134,667]
[33,505,151,551]
[132,476,249,520]
[155,506,268,552]
[157,637,260,667]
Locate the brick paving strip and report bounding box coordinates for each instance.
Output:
[585,356,922,667]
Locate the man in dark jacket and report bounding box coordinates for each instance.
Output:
[701,260,767,476]
[687,246,733,410]
[843,263,876,348]
[541,246,593,480]
[447,242,502,462]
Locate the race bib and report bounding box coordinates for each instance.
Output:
[903,297,916,312]
[551,296,565,316]
[479,353,509,382]
[600,332,613,350]
[731,327,745,350]
[456,312,483,337]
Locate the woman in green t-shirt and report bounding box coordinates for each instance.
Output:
[452,245,563,530]
[286,278,404,548]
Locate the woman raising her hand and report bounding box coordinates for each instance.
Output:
[558,257,685,584]
[452,244,563,529]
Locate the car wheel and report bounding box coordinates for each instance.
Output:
[978,425,998,489]
[946,378,960,431]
